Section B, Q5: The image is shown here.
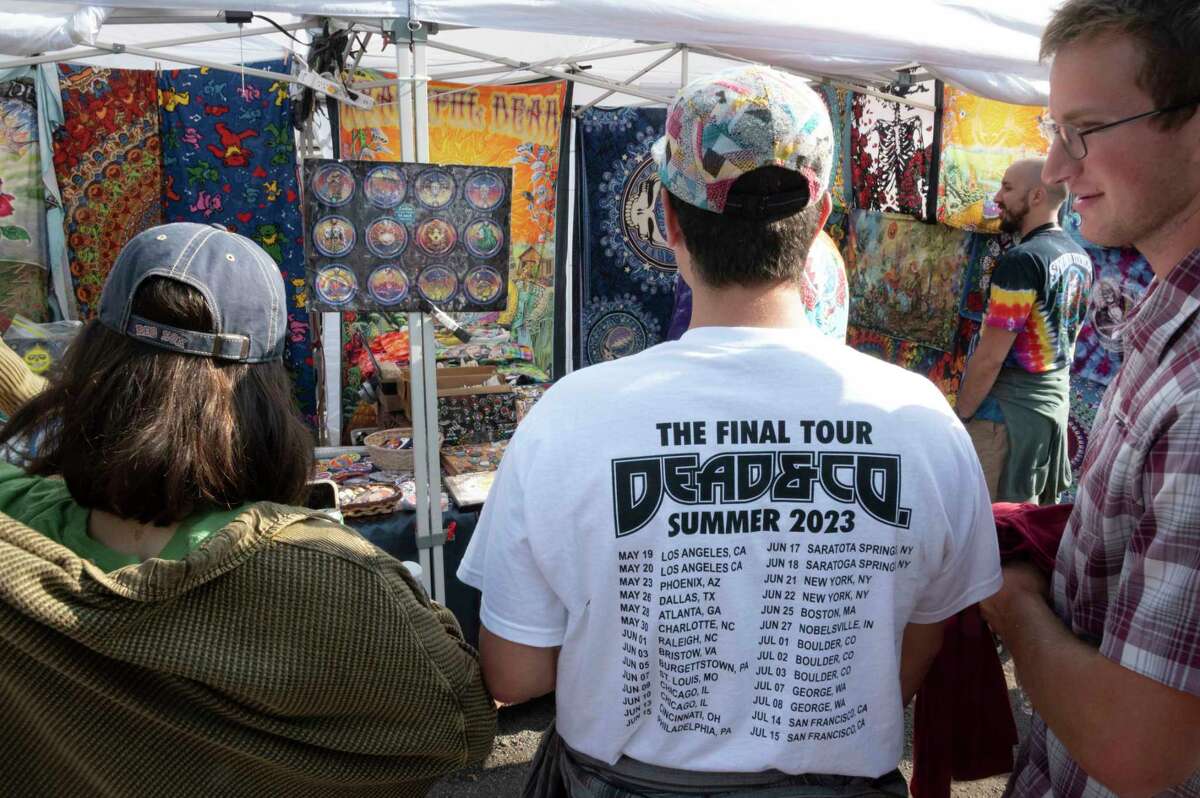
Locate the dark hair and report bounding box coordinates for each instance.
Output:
[665,167,824,288]
[0,277,313,525]
[1041,0,1200,130]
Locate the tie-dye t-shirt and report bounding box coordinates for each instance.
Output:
[983,225,1092,372]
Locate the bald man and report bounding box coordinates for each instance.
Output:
[956,159,1093,503]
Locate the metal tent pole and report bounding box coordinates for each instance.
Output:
[573,46,679,116]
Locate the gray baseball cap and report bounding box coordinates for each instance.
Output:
[98,222,287,363]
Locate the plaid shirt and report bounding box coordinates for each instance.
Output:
[1011,248,1200,797]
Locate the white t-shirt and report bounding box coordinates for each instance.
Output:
[458,325,1000,777]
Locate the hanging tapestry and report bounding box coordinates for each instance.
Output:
[936,86,1048,233]
[850,80,939,220]
[1061,201,1153,385]
[815,85,853,212]
[574,106,674,368]
[958,231,1014,320]
[158,60,317,425]
[1066,376,1107,486]
[0,261,48,322]
[0,79,44,269]
[54,65,162,320]
[846,316,974,404]
[844,209,969,350]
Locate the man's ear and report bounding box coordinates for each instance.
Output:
[661,187,684,249]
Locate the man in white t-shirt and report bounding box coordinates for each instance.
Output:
[458,65,1001,797]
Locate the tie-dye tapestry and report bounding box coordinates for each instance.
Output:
[958,231,1014,320]
[847,316,975,405]
[0,79,44,270]
[815,85,853,212]
[337,74,567,428]
[54,65,162,320]
[1061,200,1154,385]
[936,86,1048,233]
[1065,376,1107,495]
[158,60,317,425]
[844,209,969,351]
[574,106,674,367]
[850,80,939,220]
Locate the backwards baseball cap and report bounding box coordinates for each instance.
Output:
[652,64,833,221]
[98,222,287,363]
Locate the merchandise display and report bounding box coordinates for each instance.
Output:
[305,157,513,312]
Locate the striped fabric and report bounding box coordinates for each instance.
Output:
[1012,248,1200,797]
[0,336,45,416]
[0,503,496,796]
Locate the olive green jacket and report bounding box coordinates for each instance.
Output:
[0,502,495,796]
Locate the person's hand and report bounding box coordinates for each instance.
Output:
[980,560,1049,640]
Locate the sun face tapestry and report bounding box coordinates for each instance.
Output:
[304,158,512,313]
[850,80,939,220]
[936,86,1048,233]
[54,65,162,320]
[574,106,675,368]
[815,85,854,212]
[844,209,969,351]
[1061,202,1154,385]
[0,79,44,269]
[158,60,317,424]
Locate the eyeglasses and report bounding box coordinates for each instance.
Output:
[1039,97,1200,160]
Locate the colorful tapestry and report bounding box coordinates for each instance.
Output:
[574,106,674,367]
[0,261,48,322]
[850,80,939,220]
[1066,376,1106,482]
[0,79,43,268]
[1061,202,1154,385]
[844,209,969,350]
[846,316,975,405]
[958,231,1014,320]
[54,65,162,320]
[157,60,317,425]
[815,85,853,211]
[936,86,1048,233]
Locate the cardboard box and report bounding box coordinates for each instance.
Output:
[372,362,517,444]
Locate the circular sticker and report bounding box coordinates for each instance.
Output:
[364,165,407,208]
[415,218,458,256]
[365,217,409,258]
[464,171,506,211]
[315,264,358,305]
[313,215,356,257]
[463,218,504,259]
[367,265,411,306]
[310,162,355,206]
[414,168,456,208]
[20,344,52,375]
[417,265,459,303]
[464,266,504,305]
[586,310,648,363]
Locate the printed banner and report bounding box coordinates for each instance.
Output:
[158,60,317,425]
[574,106,674,368]
[850,80,939,220]
[1061,201,1154,385]
[304,158,512,313]
[844,209,969,351]
[54,65,162,320]
[815,85,854,212]
[936,86,1048,233]
[0,79,44,269]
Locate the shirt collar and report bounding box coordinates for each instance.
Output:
[1125,248,1200,361]
[1020,223,1060,244]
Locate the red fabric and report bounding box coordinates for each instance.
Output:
[910,502,1073,798]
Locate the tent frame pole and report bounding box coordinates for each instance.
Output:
[573,45,680,116]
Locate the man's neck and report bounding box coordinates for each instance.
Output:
[1135,199,1200,280]
[688,280,812,330]
[1020,214,1058,239]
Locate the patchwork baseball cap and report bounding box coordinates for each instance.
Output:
[98,222,287,362]
[652,64,833,219]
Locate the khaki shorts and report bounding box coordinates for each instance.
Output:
[966,419,1008,502]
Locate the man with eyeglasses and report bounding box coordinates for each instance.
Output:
[980,1,1200,796]
[955,159,1091,505]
